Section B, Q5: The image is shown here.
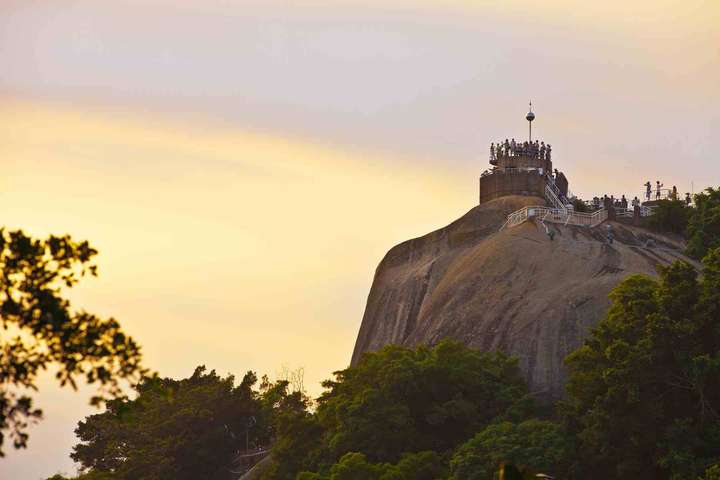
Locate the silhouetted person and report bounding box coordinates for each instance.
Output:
[672,185,678,200]
[645,181,652,201]
[656,180,663,199]
[621,195,627,208]
[685,192,692,206]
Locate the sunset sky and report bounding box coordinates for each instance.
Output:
[1,1,719,478]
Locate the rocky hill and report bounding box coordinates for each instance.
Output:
[351,196,696,402]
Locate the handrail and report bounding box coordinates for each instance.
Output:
[612,206,657,218]
[499,205,609,231]
[640,205,657,217]
[544,183,567,211]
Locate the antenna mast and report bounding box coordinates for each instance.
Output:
[526,101,535,142]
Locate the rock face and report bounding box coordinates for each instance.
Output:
[351,196,696,402]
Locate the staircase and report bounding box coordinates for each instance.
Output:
[545,182,571,211]
[499,180,608,232]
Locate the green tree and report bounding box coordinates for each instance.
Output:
[645,199,690,234]
[297,451,446,480]
[45,472,114,480]
[318,340,532,462]
[71,366,266,480]
[261,409,323,480]
[571,198,588,213]
[266,340,533,479]
[704,465,720,480]
[385,451,447,480]
[562,250,720,479]
[687,187,720,259]
[0,229,144,456]
[449,420,572,480]
[256,373,319,480]
[326,452,386,480]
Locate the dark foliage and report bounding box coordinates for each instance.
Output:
[449,419,572,479]
[265,339,534,479]
[70,366,306,480]
[687,187,720,259]
[296,451,447,480]
[644,199,690,234]
[0,229,145,455]
[563,249,720,479]
[571,198,588,213]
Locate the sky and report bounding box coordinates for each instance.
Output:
[1,1,719,478]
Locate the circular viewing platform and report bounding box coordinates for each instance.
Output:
[489,139,552,172]
[480,137,568,206]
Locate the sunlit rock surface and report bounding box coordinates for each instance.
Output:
[352,196,695,402]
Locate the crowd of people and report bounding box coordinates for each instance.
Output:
[490,138,551,160]
[589,194,632,210]
[588,181,692,211]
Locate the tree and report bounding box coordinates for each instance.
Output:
[260,407,323,480]
[645,199,690,235]
[571,198,588,213]
[297,451,447,480]
[320,340,532,462]
[0,229,145,455]
[449,420,572,480]
[323,452,385,480]
[71,366,271,480]
[254,371,318,480]
[687,187,720,259]
[266,339,534,479]
[704,465,720,480]
[562,250,720,479]
[45,472,114,480]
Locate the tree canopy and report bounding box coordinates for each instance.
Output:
[31,207,720,479]
[265,339,537,480]
[644,198,690,235]
[449,419,572,480]
[69,366,306,480]
[296,451,447,480]
[0,229,144,456]
[687,187,720,259]
[563,248,720,479]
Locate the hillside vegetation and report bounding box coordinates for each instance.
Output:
[26,187,720,479]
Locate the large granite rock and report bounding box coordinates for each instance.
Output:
[351,196,696,402]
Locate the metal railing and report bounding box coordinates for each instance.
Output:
[615,208,634,218]
[640,205,657,217]
[500,206,608,231]
[641,188,681,202]
[504,207,531,229]
[544,183,567,211]
[614,206,657,218]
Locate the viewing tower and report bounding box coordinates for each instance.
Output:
[479,104,569,207]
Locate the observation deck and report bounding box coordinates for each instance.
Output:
[480,138,567,205]
[489,140,553,172]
